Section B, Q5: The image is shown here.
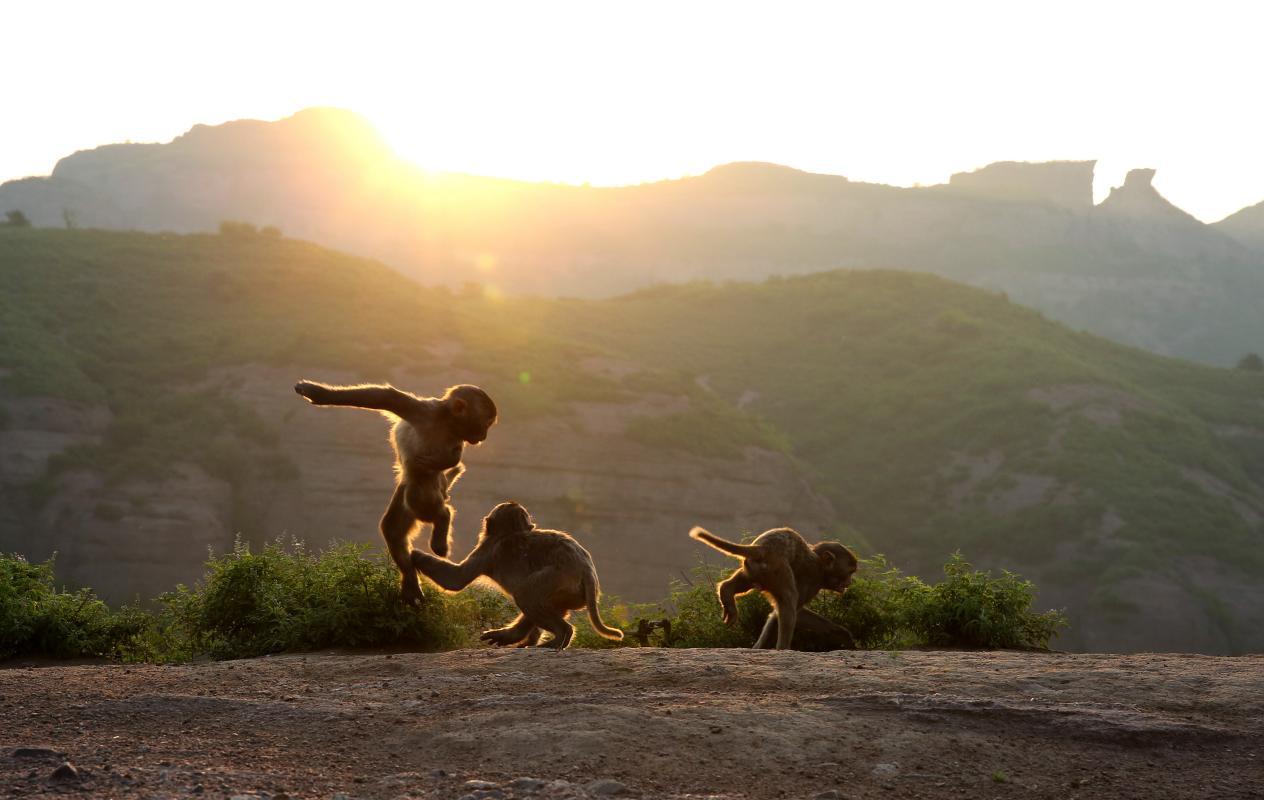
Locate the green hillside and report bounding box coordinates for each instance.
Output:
[2,227,1263,653]
[522,276,1264,650]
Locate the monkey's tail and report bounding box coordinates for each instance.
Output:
[583,573,624,641]
[689,527,761,560]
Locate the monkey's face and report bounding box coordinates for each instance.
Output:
[448,386,499,444]
[483,501,533,538]
[817,543,859,592]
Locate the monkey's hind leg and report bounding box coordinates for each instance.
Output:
[520,597,573,650]
[717,570,755,626]
[754,613,779,649]
[481,614,537,647]
[517,627,543,648]
[535,615,574,650]
[429,503,454,559]
[381,483,424,606]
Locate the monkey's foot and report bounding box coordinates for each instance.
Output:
[481,627,527,647]
[429,529,451,558]
[400,579,425,607]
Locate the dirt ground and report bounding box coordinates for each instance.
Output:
[1,648,1260,800]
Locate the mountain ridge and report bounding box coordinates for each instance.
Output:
[5,109,1264,365]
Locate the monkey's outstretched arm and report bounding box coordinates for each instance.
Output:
[294,381,425,419]
[411,550,486,592]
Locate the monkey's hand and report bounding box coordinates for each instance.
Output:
[294,380,332,404]
[721,605,738,626]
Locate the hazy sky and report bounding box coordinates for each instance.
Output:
[5,1,1263,221]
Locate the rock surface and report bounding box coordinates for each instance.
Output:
[0,648,1259,798]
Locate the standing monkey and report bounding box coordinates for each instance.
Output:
[690,526,857,650]
[295,380,497,605]
[412,501,624,649]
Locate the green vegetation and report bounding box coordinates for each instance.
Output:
[2,227,1263,651]
[152,539,512,660]
[0,546,1062,662]
[3,210,31,228]
[0,553,150,660]
[516,272,1264,650]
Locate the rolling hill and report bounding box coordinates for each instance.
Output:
[4,109,1264,364]
[1,227,1263,653]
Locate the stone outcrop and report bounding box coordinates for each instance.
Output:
[946,160,1096,210]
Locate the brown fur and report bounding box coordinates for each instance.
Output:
[412,502,624,649]
[295,380,497,605]
[690,526,858,650]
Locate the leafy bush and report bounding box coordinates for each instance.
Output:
[908,553,1067,649]
[153,538,514,660]
[3,210,31,228]
[0,553,151,660]
[2,543,1065,661]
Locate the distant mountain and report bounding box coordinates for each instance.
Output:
[3,228,1263,654]
[4,109,1264,364]
[1215,198,1264,251]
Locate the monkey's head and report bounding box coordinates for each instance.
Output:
[483,501,534,539]
[444,384,498,445]
[814,542,859,593]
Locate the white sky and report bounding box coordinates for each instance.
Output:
[4,1,1263,221]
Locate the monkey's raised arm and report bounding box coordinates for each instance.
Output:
[411,548,488,592]
[294,381,425,419]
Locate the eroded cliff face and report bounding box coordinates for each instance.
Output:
[0,360,836,605]
[0,391,236,602]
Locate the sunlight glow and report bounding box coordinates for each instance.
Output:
[5,1,1264,221]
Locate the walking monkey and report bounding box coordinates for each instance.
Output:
[690,526,857,650]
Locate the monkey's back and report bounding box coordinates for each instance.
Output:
[744,527,817,583]
[491,528,597,613]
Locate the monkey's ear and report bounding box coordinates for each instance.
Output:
[451,396,468,416]
[819,549,836,567]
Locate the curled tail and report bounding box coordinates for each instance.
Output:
[689,527,762,560]
[583,571,624,641]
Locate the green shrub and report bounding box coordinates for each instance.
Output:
[0,553,152,660]
[908,552,1067,649]
[807,554,928,649]
[153,538,514,660]
[2,543,1065,661]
